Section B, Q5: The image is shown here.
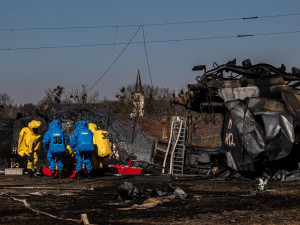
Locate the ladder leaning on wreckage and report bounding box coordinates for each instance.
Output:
[158,116,187,175]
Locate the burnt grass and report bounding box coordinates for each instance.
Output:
[0,175,300,224]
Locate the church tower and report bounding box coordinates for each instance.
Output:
[130,69,144,117]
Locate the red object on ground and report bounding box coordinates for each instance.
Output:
[109,158,142,175]
[40,167,76,177]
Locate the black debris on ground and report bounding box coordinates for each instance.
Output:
[0,175,300,225]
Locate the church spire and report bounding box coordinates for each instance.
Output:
[130,69,144,117]
[135,69,143,93]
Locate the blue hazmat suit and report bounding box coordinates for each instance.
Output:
[70,120,94,171]
[43,120,68,171]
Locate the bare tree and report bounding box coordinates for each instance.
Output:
[38,85,65,105]
[39,85,99,106]
[64,85,99,105]
[114,85,135,115]
[0,93,13,106]
[0,92,15,117]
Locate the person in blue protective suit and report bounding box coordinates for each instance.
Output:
[43,120,68,179]
[70,120,94,178]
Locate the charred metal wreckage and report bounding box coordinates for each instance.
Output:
[173,59,300,177]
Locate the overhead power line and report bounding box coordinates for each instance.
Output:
[142,26,153,87]
[0,12,299,31]
[1,30,300,51]
[87,26,142,93]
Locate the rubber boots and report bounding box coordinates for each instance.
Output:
[32,169,37,177]
[28,169,33,178]
[58,170,63,179]
[51,170,57,179]
[87,171,93,179]
[73,171,80,179]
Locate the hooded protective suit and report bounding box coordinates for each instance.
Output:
[43,120,68,171]
[18,120,41,170]
[88,123,112,171]
[70,120,94,171]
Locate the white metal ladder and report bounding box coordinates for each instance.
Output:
[169,117,187,175]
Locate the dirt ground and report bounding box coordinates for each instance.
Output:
[0,174,300,225]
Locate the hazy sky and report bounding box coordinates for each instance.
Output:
[1,0,300,104]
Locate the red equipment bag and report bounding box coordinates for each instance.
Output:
[109,158,142,175]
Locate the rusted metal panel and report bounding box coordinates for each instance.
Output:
[137,117,171,141]
[109,114,171,144]
[189,113,223,148]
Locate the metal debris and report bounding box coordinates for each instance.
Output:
[175,59,300,176]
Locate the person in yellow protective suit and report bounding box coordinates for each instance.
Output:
[88,123,112,177]
[63,145,76,171]
[63,145,85,175]
[18,120,42,177]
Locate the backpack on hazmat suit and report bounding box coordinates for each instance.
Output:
[88,123,112,157]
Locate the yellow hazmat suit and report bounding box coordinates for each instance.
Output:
[62,145,85,171]
[18,120,41,170]
[62,145,76,171]
[88,123,112,170]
